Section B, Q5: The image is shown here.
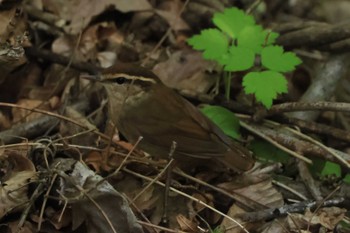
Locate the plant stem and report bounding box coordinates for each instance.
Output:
[224,71,231,100]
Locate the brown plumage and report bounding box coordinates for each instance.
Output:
[92,63,254,172]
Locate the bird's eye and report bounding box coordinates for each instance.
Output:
[113,77,126,84]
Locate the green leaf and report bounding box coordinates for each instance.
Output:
[237,25,265,53]
[320,161,341,177]
[212,226,225,233]
[310,158,350,183]
[264,31,279,45]
[344,174,350,184]
[309,157,326,176]
[200,105,241,139]
[243,71,288,108]
[261,46,302,72]
[221,45,255,71]
[187,29,229,61]
[213,8,255,38]
[250,140,290,163]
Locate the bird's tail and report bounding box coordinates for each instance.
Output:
[217,145,254,172]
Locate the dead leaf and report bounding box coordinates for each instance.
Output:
[0,41,27,84]
[51,158,144,233]
[45,206,72,230]
[260,220,287,233]
[221,205,255,233]
[155,9,189,31]
[218,174,284,209]
[192,192,214,213]
[52,22,122,67]
[111,174,156,211]
[155,0,189,31]
[176,214,198,232]
[98,51,117,68]
[51,35,75,56]
[0,152,37,219]
[150,186,190,229]
[0,3,28,84]
[85,150,105,172]
[0,7,15,37]
[113,0,152,12]
[287,207,346,231]
[7,220,35,233]
[12,99,54,123]
[43,0,152,34]
[0,111,11,129]
[153,50,217,94]
[60,105,98,147]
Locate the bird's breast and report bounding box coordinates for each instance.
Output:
[110,88,154,141]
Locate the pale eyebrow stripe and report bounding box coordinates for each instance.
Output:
[133,76,157,84]
[103,73,157,84]
[107,73,157,84]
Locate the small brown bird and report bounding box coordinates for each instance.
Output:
[85,63,254,172]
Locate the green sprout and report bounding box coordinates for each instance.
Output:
[188,7,301,108]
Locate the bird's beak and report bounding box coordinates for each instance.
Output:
[80,74,102,82]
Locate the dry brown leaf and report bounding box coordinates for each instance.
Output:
[0,111,11,129]
[153,50,217,95]
[52,22,122,68]
[0,152,37,219]
[51,35,74,55]
[51,158,144,233]
[0,3,28,84]
[111,174,157,211]
[220,205,255,233]
[43,0,152,34]
[0,4,27,42]
[191,192,222,224]
[60,105,98,148]
[218,174,284,209]
[44,206,72,230]
[156,0,189,31]
[12,99,54,123]
[0,7,15,36]
[259,219,287,233]
[85,151,104,172]
[98,51,117,68]
[192,192,214,213]
[7,220,35,233]
[155,9,189,31]
[176,214,198,232]
[0,41,27,84]
[150,187,190,229]
[48,96,60,109]
[133,186,159,211]
[287,207,346,231]
[114,0,152,12]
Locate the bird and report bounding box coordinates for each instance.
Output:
[84,63,254,172]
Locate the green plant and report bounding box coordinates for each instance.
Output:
[188,7,301,108]
[249,139,291,164]
[310,158,350,184]
[200,105,241,139]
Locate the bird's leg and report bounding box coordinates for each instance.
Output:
[161,141,177,226]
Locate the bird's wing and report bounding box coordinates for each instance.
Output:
[119,86,229,158]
